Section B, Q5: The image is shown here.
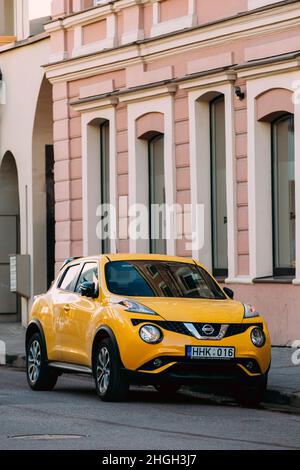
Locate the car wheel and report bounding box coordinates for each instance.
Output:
[236,373,268,408]
[94,338,129,402]
[26,333,58,391]
[155,383,181,396]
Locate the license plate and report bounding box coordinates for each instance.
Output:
[187,346,235,360]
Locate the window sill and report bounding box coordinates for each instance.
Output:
[215,277,226,284]
[253,276,294,284]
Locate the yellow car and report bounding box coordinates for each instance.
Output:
[26,254,271,406]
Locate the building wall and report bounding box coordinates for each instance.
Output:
[0,37,51,325]
[45,0,300,345]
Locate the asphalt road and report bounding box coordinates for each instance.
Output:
[0,367,299,450]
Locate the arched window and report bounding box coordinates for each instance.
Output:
[100,120,110,253]
[210,95,228,277]
[148,134,166,254]
[272,114,295,276]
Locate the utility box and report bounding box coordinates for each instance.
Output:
[10,255,31,298]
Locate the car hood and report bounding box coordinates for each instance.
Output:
[133,297,245,323]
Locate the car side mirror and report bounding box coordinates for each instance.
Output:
[79,281,97,299]
[223,287,234,299]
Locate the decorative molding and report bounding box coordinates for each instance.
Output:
[43,2,300,82]
[71,96,119,113]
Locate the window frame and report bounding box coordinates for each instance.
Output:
[210,95,228,278]
[57,263,82,293]
[100,120,110,254]
[74,261,100,294]
[271,113,295,277]
[148,133,167,255]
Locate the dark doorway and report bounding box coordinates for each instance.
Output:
[45,145,55,288]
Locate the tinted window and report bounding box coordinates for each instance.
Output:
[105,261,225,300]
[75,262,99,293]
[59,264,81,292]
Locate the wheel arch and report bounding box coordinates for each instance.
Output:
[26,320,48,360]
[91,326,124,375]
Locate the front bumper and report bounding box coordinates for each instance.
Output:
[118,319,271,378]
[125,355,270,386]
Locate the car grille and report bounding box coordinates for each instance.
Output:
[131,319,263,339]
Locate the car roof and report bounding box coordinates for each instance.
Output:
[106,253,196,264]
[67,253,196,263]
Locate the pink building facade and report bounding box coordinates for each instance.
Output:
[45,0,300,345]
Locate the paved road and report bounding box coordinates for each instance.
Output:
[0,367,299,450]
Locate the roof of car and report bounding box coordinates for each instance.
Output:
[64,254,196,264]
[105,253,196,264]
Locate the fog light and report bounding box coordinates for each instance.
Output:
[251,327,266,348]
[246,361,254,370]
[153,359,163,368]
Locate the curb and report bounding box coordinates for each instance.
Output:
[264,388,300,409]
[5,354,26,369]
[3,355,300,412]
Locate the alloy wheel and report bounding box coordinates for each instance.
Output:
[96,346,111,395]
[28,340,41,384]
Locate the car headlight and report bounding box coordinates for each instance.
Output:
[251,327,266,348]
[119,299,157,315]
[243,303,259,319]
[139,325,163,344]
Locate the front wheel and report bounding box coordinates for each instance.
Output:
[26,333,58,391]
[94,338,129,402]
[235,373,268,408]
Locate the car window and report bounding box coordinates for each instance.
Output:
[59,264,81,292]
[105,261,226,300]
[75,262,99,294]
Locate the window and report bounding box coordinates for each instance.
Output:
[75,262,99,293]
[105,260,226,299]
[59,264,81,292]
[210,95,228,277]
[272,114,295,276]
[148,135,166,254]
[100,121,110,253]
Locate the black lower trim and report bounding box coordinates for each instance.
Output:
[126,357,263,385]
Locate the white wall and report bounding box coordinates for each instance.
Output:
[0,38,51,325]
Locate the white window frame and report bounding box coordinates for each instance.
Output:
[181,77,237,282]
[246,73,300,284]
[81,106,117,256]
[126,94,176,255]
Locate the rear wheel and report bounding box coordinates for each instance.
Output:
[155,383,181,396]
[26,333,58,391]
[235,373,268,408]
[94,338,129,402]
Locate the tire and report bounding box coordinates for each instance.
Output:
[235,373,268,408]
[26,333,58,391]
[155,383,181,396]
[94,338,129,402]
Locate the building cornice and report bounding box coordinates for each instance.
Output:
[45,1,300,83]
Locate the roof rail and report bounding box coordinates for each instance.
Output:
[60,257,81,271]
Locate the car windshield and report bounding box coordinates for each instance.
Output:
[105,260,226,300]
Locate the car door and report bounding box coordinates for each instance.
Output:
[51,263,82,362]
[55,261,100,366]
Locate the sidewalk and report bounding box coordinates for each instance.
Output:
[0,322,300,409]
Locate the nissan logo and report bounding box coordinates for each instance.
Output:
[202,324,215,336]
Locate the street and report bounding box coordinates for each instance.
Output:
[0,367,299,450]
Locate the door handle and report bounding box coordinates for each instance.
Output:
[64,304,71,312]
